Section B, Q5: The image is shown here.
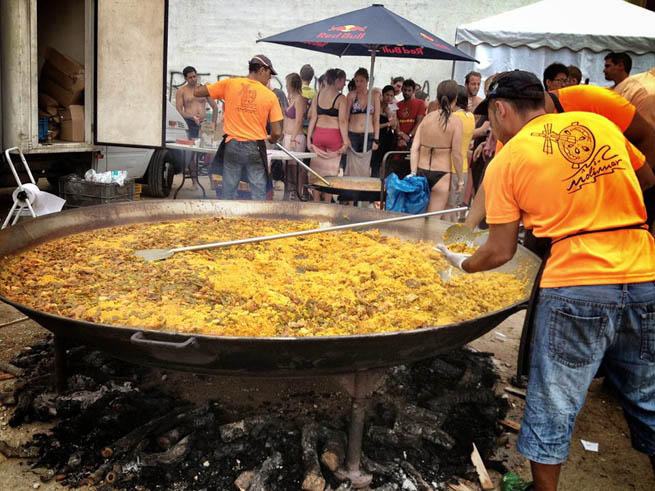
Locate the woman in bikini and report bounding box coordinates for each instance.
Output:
[282,73,308,199]
[345,67,380,177]
[307,68,349,201]
[410,80,463,212]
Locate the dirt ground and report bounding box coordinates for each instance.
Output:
[0,177,653,490]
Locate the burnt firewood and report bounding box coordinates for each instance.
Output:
[400,461,433,491]
[105,405,194,461]
[367,425,421,449]
[0,440,39,458]
[318,425,346,472]
[212,440,249,460]
[361,454,393,477]
[249,451,283,491]
[300,421,326,491]
[32,393,58,419]
[394,419,455,450]
[370,484,399,491]
[139,435,191,467]
[425,389,497,411]
[9,389,35,426]
[430,359,464,379]
[0,390,16,405]
[219,415,273,443]
[157,410,215,449]
[398,404,447,428]
[0,361,24,377]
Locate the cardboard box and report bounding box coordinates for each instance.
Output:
[40,47,85,106]
[45,47,84,76]
[41,60,84,92]
[38,93,60,116]
[59,105,84,142]
[41,77,83,106]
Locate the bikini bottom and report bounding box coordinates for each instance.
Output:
[417,168,449,189]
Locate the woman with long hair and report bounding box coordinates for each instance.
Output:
[371,85,398,177]
[344,67,380,177]
[307,68,349,201]
[410,80,463,212]
[282,72,308,199]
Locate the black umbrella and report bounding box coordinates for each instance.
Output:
[258,3,478,148]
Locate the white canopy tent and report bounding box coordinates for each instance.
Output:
[453,0,655,93]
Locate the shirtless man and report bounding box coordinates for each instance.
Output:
[465,71,482,112]
[176,66,218,189]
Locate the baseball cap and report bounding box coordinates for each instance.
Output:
[249,54,277,75]
[474,70,544,116]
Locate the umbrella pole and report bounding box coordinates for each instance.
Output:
[362,46,377,152]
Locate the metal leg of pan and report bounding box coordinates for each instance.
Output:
[53,335,67,394]
[334,369,384,488]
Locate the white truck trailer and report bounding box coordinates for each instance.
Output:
[0,0,188,197]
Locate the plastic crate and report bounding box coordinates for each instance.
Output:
[38,117,49,142]
[59,175,135,207]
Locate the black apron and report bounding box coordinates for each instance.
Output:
[516,222,649,381]
[211,135,271,183]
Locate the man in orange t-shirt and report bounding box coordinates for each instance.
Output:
[465,84,655,231]
[437,71,655,489]
[194,55,283,200]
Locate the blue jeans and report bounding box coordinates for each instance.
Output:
[222,139,267,200]
[517,282,655,464]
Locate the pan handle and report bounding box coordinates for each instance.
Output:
[130,331,198,349]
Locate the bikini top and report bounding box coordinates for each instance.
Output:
[351,96,374,115]
[285,103,296,119]
[317,93,341,117]
[420,144,451,170]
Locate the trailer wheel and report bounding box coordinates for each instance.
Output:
[146,149,174,198]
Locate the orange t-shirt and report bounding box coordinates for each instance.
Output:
[494,85,637,155]
[483,111,654,288]
[555,85,636,132]
[206,77,283,142]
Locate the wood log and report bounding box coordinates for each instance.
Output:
[499,418,521,432]
[234,470,255,491]
[301,422,326,491]
[249,451,283,491]
[318,425,346,472]
[470,443,494,490]
[157,410,215,449]
[0,361,24,376]
[394,419,455,450]
[219,415,272,443]
[367,425,421,449]
[0,440,39,458]
[139,435,191,467]
[8,389,35,426]
[398,404,447,428]
[360,454,394,477]
[400,461,433,491]
[504,386,527,398]
[106,405,194,460]
[0,373,16,381]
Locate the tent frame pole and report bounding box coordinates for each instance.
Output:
[362,45,378,153]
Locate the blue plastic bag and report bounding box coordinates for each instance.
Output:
[385,172,430,214]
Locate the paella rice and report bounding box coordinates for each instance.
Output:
[0,218,529,337]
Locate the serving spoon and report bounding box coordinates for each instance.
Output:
[135,207,467,262]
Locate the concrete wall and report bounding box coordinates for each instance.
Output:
[167,0,534,99]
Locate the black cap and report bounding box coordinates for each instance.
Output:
[474,70,544,115]
[249,54,277,75]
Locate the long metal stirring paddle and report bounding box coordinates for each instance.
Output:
[274,142,331,186]
[135,207,468,262]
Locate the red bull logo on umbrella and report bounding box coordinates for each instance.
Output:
[316,25,367,40]
[419,32,451,51]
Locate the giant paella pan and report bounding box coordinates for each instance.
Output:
[0,201,540,375]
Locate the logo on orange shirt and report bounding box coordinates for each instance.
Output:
[531,122,626,193]
[238,85,258,114]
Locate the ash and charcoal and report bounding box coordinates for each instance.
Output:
[0,339,509,490]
